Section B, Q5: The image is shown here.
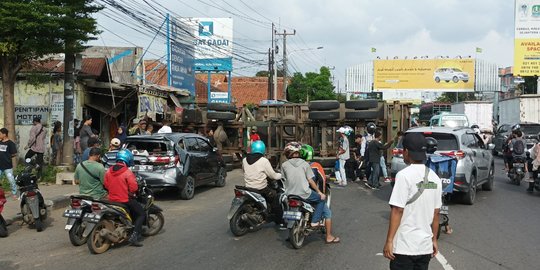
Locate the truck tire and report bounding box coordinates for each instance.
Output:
[207,103,237,112]
[308,100,340,111]
[345,110,379,120]
[207,111,236,121]
[183,109,203,124]
[345,100,378,110]
[308,111,339,121]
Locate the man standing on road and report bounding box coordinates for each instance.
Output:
[74,148,107,200]
[383,132,442,270]
[336,126,351,186]
[157,119,172,134]
[24,117,46,180]
[0,128,18,199]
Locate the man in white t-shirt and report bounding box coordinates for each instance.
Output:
[336,127,351,186]
[157,119,172,134]
[383,132,442,270]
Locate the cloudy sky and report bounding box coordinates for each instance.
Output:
[92,0,516,90]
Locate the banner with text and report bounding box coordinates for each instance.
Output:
[514,1,540,76]
[169,17,195,96]
[192,18,233,71]
[373,59,475,92]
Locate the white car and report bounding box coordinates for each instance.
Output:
[434,68,469,83]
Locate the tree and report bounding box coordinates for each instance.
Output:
[0,0,101,141]
[287,66,336,103]
[436,92,476,103]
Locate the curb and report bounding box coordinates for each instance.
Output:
[4,195,71,226]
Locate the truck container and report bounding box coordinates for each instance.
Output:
[499,94,540,125]
[451,101,493,130]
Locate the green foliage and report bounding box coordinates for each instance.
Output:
[25,72,53,88]
[287,66,336,103]
[522,77,537,94]
[41,165,61,183]
[436,92,476,103]
[255,69,284,77]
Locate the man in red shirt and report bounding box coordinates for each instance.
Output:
[250,126,261,142]
[103,149,144,247]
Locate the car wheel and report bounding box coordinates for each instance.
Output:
[179,176,196,200]
[452,76,459,83]
[463,80,469,83]
[215,167,227,187]
[462,174,477,205]
[308,100,340,111]
[435,77,440,83]
[482,165,494,191]
[445,80,450,83]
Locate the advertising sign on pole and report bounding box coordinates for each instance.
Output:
[514,1,540,76]
[192,18,233,71]
[169,17,195,96]
[373,59,476,92]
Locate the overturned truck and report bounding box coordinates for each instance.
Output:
[172,99,411,170]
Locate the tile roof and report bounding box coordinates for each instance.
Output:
[22,58,106,77]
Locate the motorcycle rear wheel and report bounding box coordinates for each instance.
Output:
[143,212,165,237]
[35,218,43,232]
[289,218,306,249]
[69,220,88,246]
[230,204,250,236]
[87,220,114,254]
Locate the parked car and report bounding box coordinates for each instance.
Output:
[110,133,227,200]
[390,127,494,205]
[492,122,540,155]
[433,67,469,83]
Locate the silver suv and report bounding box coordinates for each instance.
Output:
[390,127,494,205]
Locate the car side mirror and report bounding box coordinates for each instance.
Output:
[487,143,495,150]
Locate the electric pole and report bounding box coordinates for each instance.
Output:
[276,29,296,101]
[267,48,272,100]
[62,53,75,166]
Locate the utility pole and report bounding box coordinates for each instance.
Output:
[272,24,278,100]
[267,48,272,100]
[270,23,275,100]
[62,53,75,166]
[276,29,296,101]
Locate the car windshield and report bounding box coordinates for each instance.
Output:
[441,117,468,128]
[452,68,462,72]
[125,140,171,156]
[521,125,540,136]
[400,132,459,151]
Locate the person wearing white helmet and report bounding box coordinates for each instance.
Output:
[336,126,351,186]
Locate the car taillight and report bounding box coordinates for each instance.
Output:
[91,203,102,211]
[234,190,244,198]
[71,199,81,208]
[288,200,301,207]
[392,148,403,157]
[150,155,180,168]
[423,132,433,135]
[442,150,466,160]
[26,191,36,197]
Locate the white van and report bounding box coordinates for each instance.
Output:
[430,112,469,128]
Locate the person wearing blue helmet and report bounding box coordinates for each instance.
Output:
[242,140,282,223]
[104,149,144,247]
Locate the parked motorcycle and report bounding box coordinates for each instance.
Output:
[0,187,8,237]
[62,195,94,246]
[508,157,526,185]
[16,158,47,232]
[227,180,286,237]
[83,178,164,254]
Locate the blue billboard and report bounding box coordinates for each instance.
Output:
[168,17,195,97]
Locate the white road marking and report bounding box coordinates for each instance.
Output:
[436,252,456,270]
[376,253,383,256]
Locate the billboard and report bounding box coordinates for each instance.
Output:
[514,1,540,76]
[169,17,195,96]
[373,59,475,92]
[192,18,233,71]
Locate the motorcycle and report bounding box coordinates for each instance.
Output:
[227,180,287,237]
[16,158,47,232]
[62,195,94,246]
[508,156,526,185]
[83,177,164,254]
[283,194,329,249]
[0,187,8,237]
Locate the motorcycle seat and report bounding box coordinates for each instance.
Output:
[70,195,94,201]
[235,185,265,194]
[97,200,128,209]
[287,194,310,203]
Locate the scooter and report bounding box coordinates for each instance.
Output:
[0,187,8,237]
[16,158,48,232]
[227,179,287,237]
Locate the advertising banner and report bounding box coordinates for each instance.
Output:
[137,94,167,119]
[373,59,475,92]
[192,18,233,71]
[169,17,195,95]
[514,1,540,76]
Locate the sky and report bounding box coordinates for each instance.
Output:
[91,0,516,91]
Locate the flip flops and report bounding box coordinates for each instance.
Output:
[325,236,340,244]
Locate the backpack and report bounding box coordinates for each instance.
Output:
[426,155,457,194]
[513,139,525,155]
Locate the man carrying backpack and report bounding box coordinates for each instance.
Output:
[510,129,528,176]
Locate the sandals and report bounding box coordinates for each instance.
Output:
[325,236,340,244]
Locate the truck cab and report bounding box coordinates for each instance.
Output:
[430,112,469,128]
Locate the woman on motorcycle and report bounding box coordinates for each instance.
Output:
[242,141,282,221]
[282,142,340,244]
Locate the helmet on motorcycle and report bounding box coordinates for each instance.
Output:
[425,137,438,154]
[512,124,521,131]
[116,149,134,166]
[366,122,377,135]
[300,144,314,161]
[251,140,266,155]
[284,142,302,159]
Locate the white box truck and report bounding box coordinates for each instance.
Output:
[499,95,540,125]
[451,101,493,130]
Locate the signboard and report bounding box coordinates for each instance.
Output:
[137,94,167,119]
[373,59,475,92]
[169,17,195,96]
[209,92,229,103]
[50,93,78,123]
[514,1,540,76]
[15,106,49,125]
[192,18,233,71]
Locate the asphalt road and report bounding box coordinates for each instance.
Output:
[1,157,539,270]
